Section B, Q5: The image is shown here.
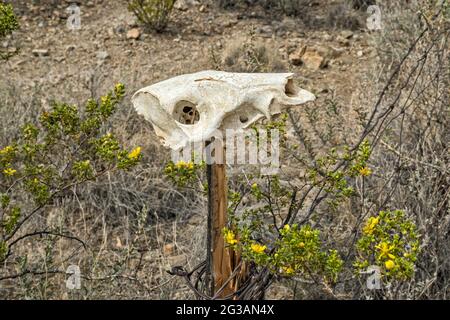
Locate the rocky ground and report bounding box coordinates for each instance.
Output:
[1,0,376,108]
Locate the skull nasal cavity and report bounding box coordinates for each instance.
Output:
[174,101,200,125]
[239,115,249,123]
[285,78,299,97]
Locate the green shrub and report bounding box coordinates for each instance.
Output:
[224,223,343,283]
[354,210,420,280]
[0,84,141,263]
[0,2,19,60]
[127,0,176,32]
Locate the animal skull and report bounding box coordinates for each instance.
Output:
[132,70,315,150]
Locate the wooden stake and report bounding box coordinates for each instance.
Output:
[205,140,235,298]
[205,139,249,299]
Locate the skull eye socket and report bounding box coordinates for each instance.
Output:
[173,100,200,125]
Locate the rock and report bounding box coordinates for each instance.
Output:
[337,36,350,47]
[340,30,354,39]
[175,0,199,11]
[66,44,76,52]
[107,27,115,38]
[302,49,327,70]
[315,45,342,59]
[115,25,126,34]
[126,28,141,40]
[289,45,331,69]
[289,45,307,66]
[357,50,363,57]
[96,51,109,60]
[257,25,273,36]
[199,5,206,12]
[175,0,188,11]
[163,243,176,255]
[7,47,17,54]
[222,19,238,28]
[32,49,49,57]
[323,33,332,42]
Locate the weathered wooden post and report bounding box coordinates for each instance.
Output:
[205,139,233,297]
[131,70,315,299]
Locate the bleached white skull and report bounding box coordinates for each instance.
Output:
[132,70,315,150]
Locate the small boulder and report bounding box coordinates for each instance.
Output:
[126,28,141,40]
[96,51,109,60]
[302,49,327,70]
[341,30,354,39]
[289,45,329,70]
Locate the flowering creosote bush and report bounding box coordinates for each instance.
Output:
[308,139,372,209]
[223,224,343,283]
[0,1,19,60]
[161,108,422,294]
[217,120,376,286]
[164,160,205,188]
[0,84,141,262]
[354,210,420,280]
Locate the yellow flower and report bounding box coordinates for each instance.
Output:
[128,146,141,160]
[0,145,14,155]
[298,242,305,249]
[251,183,258,189]
[3,168,16,176]
[385,260,396,270]
[283,224,290,231]
[101,95,109,104]
[224,230,238,245]
[175,160,186,168]
[359,167,372,177]
[250,243,267,254]
[375,242,396,260]
[187,162,194,170]
[282,266,295,275]
[363,216,380,235]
